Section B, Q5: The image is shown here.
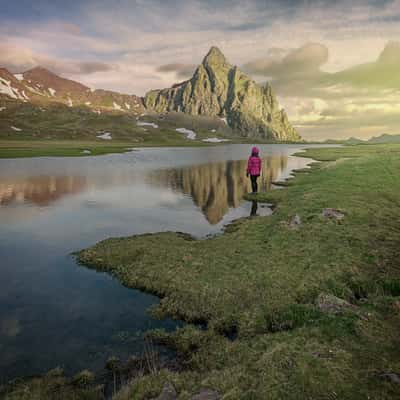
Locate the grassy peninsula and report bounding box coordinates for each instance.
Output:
[75,144,400,399]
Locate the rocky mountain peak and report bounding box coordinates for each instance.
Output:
[144,47,301,141]
[202,46,228,67]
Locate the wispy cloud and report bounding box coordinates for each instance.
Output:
[156,63,196,79]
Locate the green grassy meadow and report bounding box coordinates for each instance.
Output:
[0,98,233,158]
[0,98,307,158]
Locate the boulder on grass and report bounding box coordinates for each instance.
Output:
[322,208,345,221]
[191,389,221,400]
[316,293,355,314]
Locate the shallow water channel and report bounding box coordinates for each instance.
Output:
[0,144,323,380]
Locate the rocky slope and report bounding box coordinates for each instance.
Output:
[0,67,144,114]
[145,47,301,141]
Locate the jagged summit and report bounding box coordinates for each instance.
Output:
[202,46,228,67]
[145,47,301,141]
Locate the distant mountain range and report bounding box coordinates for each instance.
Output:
[0,47,301,142]
[325,133,400,145]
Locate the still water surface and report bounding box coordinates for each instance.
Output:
[0,144,321,380]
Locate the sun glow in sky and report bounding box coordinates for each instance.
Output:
[2,0,400,140]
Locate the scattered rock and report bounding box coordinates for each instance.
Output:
[316,293,355,315]
[322,208,345,221]
[152,382,177,400]
[191,389,221,400]
[289,214,301,229]
[379,372,400,384]
[311,350,334,359]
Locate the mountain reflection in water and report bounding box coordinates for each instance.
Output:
[148,156,288,224]
[0,155,288,224]
[0,176,88,206]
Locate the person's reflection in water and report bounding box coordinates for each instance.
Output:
[250,200,258,217]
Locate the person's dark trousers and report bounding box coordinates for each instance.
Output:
[250,175,259,193]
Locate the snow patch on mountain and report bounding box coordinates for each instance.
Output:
[11,126,22,132]
[14,74,24,81]
[67,98,73,107]
[176,127,196,140]
[137,121,158,128]
[0,78,24,100]
[25,85,43,96]
[97,132,112,140]
[113,102,122,110]
[202,137,229,143]
[48,88,56,96]
[125,103,131,110]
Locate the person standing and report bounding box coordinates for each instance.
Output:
[246,147,262,193]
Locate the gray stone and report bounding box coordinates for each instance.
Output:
[152,382,177,400]
[289,214,302,229]
[191,389,221,400]
[322,208,345,221]
[380,372,400,384]
[316,293,354,315]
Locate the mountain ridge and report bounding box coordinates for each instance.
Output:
[0,66,144,114]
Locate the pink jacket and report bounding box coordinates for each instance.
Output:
[247,156,261,176]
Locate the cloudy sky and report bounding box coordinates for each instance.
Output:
[1,0,400,140]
